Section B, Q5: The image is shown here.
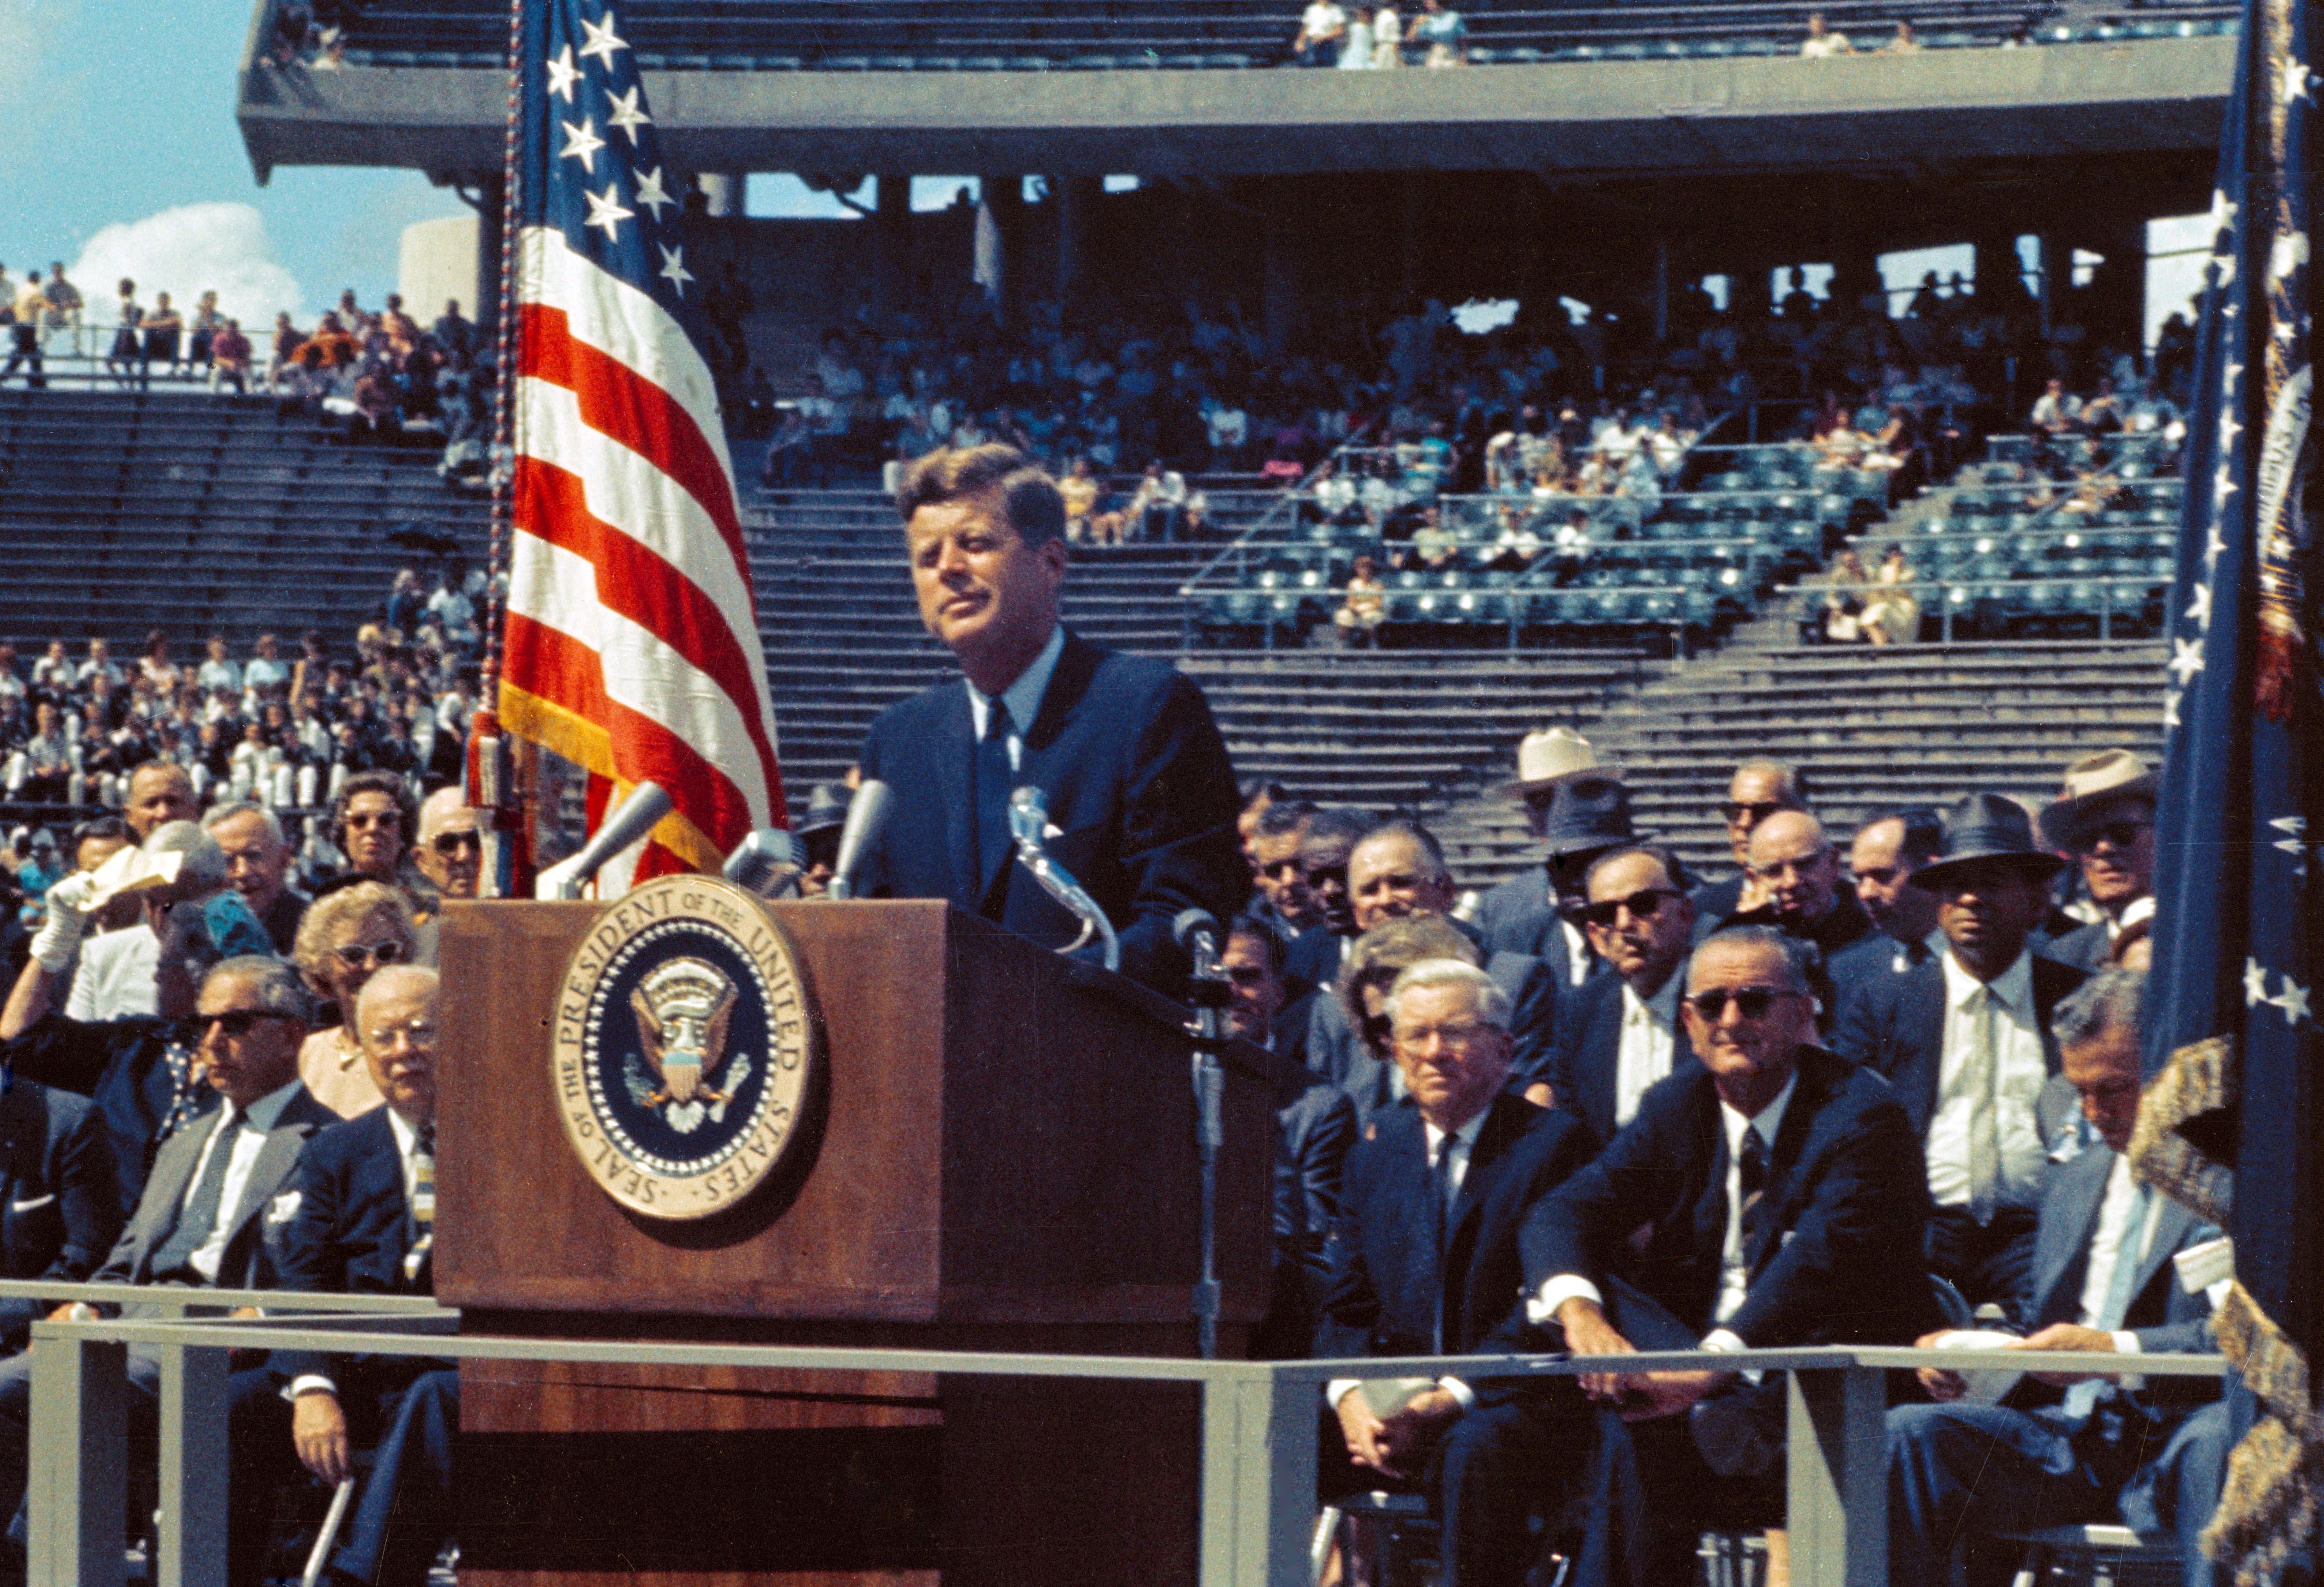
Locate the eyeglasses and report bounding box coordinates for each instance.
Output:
[331,940,406,971]
[2071,819,2151,854]
[1393,1020,1495,1049]
[429,830,482,855]
[364,1019,438,1048]
[201,1009,285,1037]
[1723,800,1785,825]
[1577,888,1680,928]
[1685,986,1797,1022]
[345,813,400,832]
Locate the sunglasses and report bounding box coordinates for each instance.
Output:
[202,1008,286,1036]
[1686,986,1796,1022]
[345,813,401,831]
[429,830,482,855]
[2072,819,2151,854]
[1578,888,1680,929]
[332,940,407,971]
[1723,800,1786,825]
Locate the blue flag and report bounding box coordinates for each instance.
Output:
[2140,0,2323,1569]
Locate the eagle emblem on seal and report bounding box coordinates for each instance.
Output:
[629,957,739,1110]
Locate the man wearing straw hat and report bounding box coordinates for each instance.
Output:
[2034,750,2158,974]
[1471,728,1637,1002]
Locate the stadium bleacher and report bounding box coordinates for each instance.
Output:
[327,0,2238,73]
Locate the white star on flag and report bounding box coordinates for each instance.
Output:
[606,85,652,144]
[2224,361,2244,390]
[2169,637,2206,685]
[578,11,628,65]
[2286,60,2312,103]
[2216,463,2239,504]
[633,165,674,220]
[657,244,693,295]
[2276,231,2312,280]
[559,116,606,174]
[582,182,633,241]
[2247,958,2273,1006]
[2163,688,2183,729]
[545,44,580,102]
[2220,410,2243,450]
[2217,252,2239,290]
[2211,189,2239,233]
[2276,977,2312,1026]
[2187,583,2213,628]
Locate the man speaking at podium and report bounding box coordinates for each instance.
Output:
[854,446,1246,994]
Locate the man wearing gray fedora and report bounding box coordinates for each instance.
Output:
[2034,750,2157,974]
[1831,794,2088,1307]
[1472,728,1638,1004]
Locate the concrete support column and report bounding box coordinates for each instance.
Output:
[979,174,1026,324]
[2081,218,2149,360]
[1400,175,1422,304]
[2037,233,2068,336]
[698,172,745,218]
[472,173,505,350]
[873,172,912,319]
[1262,182,1302,355]
[1055,175,1104,308]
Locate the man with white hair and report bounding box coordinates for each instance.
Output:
[409,787,482,903]
[1317,959,1597,1587]
[63,765,207,1020]
[204,800,309,955]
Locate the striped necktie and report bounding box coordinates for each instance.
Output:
[403,1120,435,1286]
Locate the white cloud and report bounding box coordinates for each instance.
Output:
[69,203,303,328]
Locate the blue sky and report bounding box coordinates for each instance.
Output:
[2,0,472,317]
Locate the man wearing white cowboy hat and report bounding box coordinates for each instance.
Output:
[1473,728,1636,1002]
[2035,750,2157,974]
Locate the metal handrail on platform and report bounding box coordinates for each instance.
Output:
[22,1293,2228,1587]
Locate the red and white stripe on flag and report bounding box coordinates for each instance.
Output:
[500,225,784,882]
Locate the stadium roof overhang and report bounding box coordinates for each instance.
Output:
[237,38,2234,188]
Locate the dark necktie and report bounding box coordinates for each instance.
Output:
[404,1121,436,1287]
[1737,1126,1772,1267]
[1430,1137,1458,1352]
[150,1111,243,1281]
[974,702,1015,897]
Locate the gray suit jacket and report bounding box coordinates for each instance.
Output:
[95,1084,342,1289]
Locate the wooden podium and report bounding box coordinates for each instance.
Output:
[434,897,1282,1587]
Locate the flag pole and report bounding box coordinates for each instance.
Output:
[470,0,533,899]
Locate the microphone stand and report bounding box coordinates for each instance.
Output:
[1176,912,1232,1360]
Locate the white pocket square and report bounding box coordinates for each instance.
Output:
[8,1195,53,1214]
[264,1191,302,1224]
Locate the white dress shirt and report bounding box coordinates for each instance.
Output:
[1559,918,1592,987]
[1527,1073,1798,1358]
[1613,976,1683,1129]
[177,1079,304,1282]
[2076,1153,2162,1357]
[963,623,1066,776]
[2108,896,2155,941]
[66,924,159,1021]
[1927,950,2050,1208]
[1327,1109,1489,1414]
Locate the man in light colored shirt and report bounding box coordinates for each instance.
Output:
[1545,844,1697,1143]
[1887,969,2231,1587]
[1832,793,2088,1309]
[1834,807,1945,987]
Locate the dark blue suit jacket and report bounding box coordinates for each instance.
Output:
[1258,1079,1359,1360]
[1473,870,1604,999]
[854,629,1247,995]
[1523,1046,1937,1346]
[1318,1094,1598,1361]
[1546,973,1701,1148]
[1829,951,2086,1136]
[0,1080,122,1349]
[270,1106,429,1387]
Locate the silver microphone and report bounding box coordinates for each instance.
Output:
[826,779,892,901]
[1008,786,1120,972]
[533,782,672,900]
[723,828,804,897]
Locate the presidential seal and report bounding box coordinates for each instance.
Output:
[551,874,819,1221]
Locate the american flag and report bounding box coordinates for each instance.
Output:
[2141,0,2322,1567]
[498,0,785,884]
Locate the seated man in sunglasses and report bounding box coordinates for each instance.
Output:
[0,822,277,1214]
[1521,926,1937,1587]
[409,789,482,907]
[0,953,342,1585]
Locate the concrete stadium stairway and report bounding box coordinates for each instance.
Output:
[0,390,489,652]
[1432,638,2168,891]
[751,489,1656,823]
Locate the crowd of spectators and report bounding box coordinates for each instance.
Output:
[1287,0,1470,67]
[1225,733,2220,1586]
